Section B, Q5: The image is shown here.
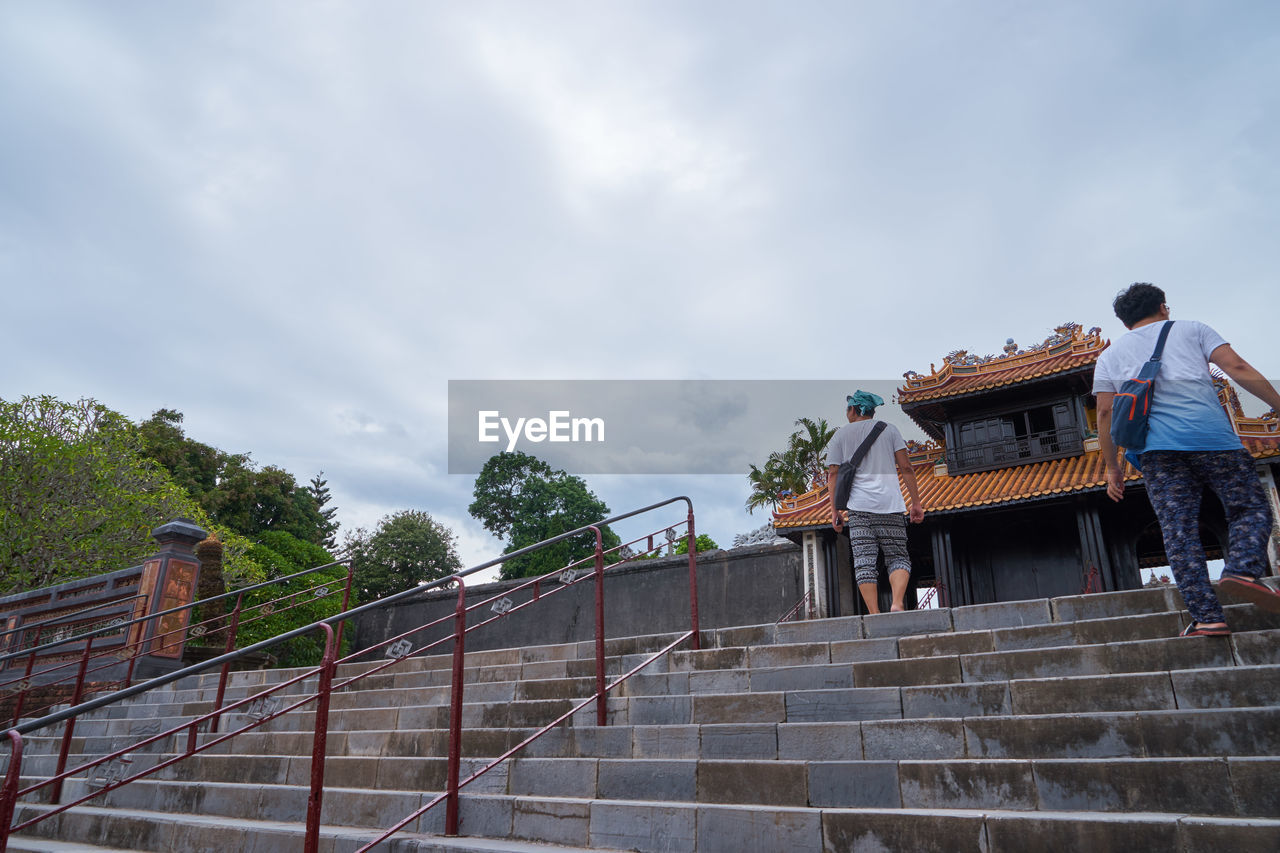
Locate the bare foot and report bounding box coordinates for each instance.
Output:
[890,604,905,612]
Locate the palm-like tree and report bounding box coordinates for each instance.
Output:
[744,416,838,513]
[790,416,837,489]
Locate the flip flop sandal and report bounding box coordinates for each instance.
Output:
[1219,574,1280,614]
[1180,622,1231,637]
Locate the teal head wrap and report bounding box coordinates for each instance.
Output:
[846,390,884,416]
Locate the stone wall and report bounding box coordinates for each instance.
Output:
[348,542,803,656]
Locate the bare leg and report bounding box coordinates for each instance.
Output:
[889,569,910,612]
[858,582,880,614]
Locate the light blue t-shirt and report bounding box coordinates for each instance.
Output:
[1092,320,1242,453]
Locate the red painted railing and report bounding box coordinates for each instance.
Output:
[918,579,950,609]
[775,590,811,624]
[1081,565,1102,595]
[0,560,355,728]
[0,497,700,852]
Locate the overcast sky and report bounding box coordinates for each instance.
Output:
[3,1,1278,574]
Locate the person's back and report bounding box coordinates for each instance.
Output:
[1093,319,1240,454]
[1094,282,1280,637]
[827,417,906,514]
[825,391,924,614]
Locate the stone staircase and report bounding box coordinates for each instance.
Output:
[7,583,1280,852]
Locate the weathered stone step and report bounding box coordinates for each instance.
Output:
[9,800,609,853]
[18,794,1280,852]
[66,627,1280,743]
[119,752,1280,818]
[5,838,149,853]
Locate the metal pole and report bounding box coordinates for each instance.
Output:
[592,528,607,726]
[444,577,467,836]
[334,565,354,651]
[9,628,41,727]
[0,729,24,853]
[210,593,244,735]
[686,510,701,650]
[303,624,337,853]
[50,635,94,804]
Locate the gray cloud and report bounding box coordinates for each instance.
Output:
[3,1,1278,567]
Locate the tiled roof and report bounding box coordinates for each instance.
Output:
[773,434,1280,531]
[897,323,1107,406]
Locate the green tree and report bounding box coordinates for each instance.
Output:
[232,530,347,668]
[745,417,837,513]
[468,451,555,540]
[0,396,204,593]
[469,452,620,581]
[138,409,328,545]
[674,534,719,555]
[343,510,464,603]
[308,471,340,549]
[137,408,223,503]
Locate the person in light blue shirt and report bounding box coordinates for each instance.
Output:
[1094,283,1280,637]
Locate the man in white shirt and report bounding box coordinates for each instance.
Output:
[826,391,925,614]
[1094,283,1280,637]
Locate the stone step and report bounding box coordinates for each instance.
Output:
[43,705,1279,793]
[15,797,1280,852]
[100,603,1280,720]
[29,662,1280,777]
[6,839,149,853]
[103,751,1280,818]
[64,626,1280,743]
[9,801,606,853]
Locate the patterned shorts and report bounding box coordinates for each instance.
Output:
[846,511,912,586]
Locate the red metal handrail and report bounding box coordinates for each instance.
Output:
[0,497,699,852]
[776,590,811,624]
[1,560,354,730]
[355,630,693,851]
[1081,565,1102,595]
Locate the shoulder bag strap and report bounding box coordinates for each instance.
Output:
[1149,320,1175,362]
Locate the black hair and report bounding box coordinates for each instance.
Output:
[1112,282,1166,329]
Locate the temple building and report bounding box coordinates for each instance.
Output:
[772,323,1280,616]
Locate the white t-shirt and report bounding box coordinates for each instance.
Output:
[1092,320,1241,452]
[824,419,907,514]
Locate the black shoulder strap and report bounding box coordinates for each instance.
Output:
[849,421,887,468]
[1150,320,1174,362]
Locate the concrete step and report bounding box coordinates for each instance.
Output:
[105,751,1280,818]
[6,839,149,853]
[16,797,1280,853]
[63,627,1280,743]
[9,801,603,853]
[29,664,1280,781]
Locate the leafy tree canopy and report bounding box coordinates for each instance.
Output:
[745,416,837,514]
[0,396,204,593]
[233,529,345,668]
[343,510,463,603]
[675,534,719,555]
[138,408,328,545]
[469,452,620,581]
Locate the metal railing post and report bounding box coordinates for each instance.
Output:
[592,528,607,726]
[1,729,24,853]
[9,628,42,727]
[303,623,338,853]
[686,510,701,650]
[334,565,355,650]
[209,593,244,735]
[50,635,94,804]
[444,577,467,836]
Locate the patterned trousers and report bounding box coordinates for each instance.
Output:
[1141,449,1274,625]
[847,511,912,586]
